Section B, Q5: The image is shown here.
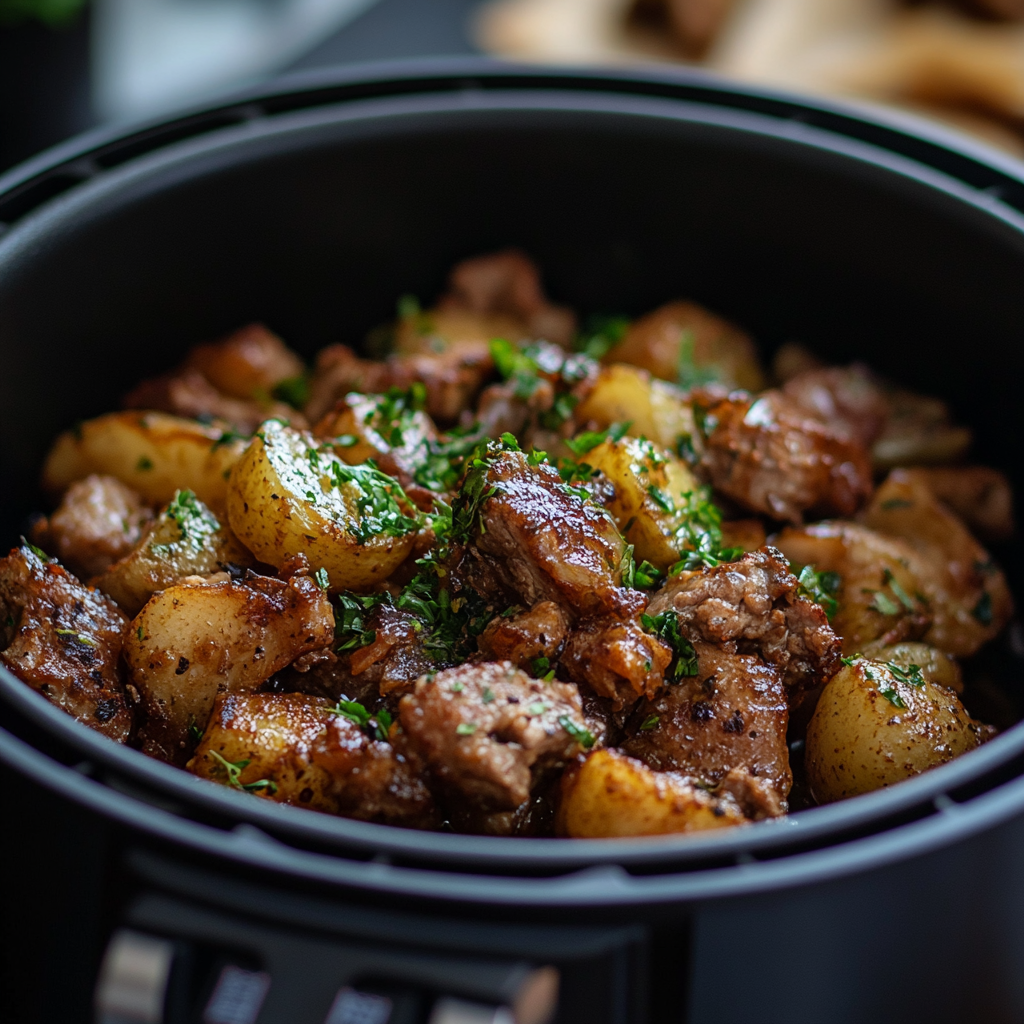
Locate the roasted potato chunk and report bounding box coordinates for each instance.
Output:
[582,436,700,570]
[859,640,964,695]
[775,522,932,655]
[806,658,990,803]
[556,749,746,837]
[913,465,1014,543]
[863,470,1013,657]
[573,364,699,454]
[185,323,305,401]
[94,490,254,616]
[226,420,420,591]
[43,411,247,509]
[189,692,438,827]
[0,545,131,741]
[32,474,152,579]
[127,572,334,762]
[604,300,765,392]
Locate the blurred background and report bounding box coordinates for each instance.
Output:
[3,0,1024,172]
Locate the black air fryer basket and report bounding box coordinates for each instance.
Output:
[2,60,1024,1024]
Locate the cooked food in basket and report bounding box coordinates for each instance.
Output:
[5,250,1014,837]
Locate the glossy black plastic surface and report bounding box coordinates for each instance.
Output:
[1,60,1023,896]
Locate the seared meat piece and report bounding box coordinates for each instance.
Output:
[781,364,890,446]
[0,545,131,741]
[454,447,634,618]
[184,323,304,401]
[190,692,438,828]
[305,343,493,425]
[696,388,873,522]
[561,617,672,709]
[348,603,436,698]
[127,570,335,763]
[623,642,791,818]
[645,547,841,698]
[124,368,300,434]
[477,600,569,670]
[398,661,593,811]
[437,249,576,347]
[33,474,152,579]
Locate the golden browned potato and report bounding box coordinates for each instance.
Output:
[127,573,334,762]
[863,469,1013,658]
[189,692,438,827]
[42,411,247,509]
[806,658,988,803]
[573,364,699,453]
[312,391,438,503]
[556,749,746,837]
[582,436,700,570]
[774,521,930,654]
[859,640,964,695]
[871,389,971,469]
[185,323,304,401]
[604,300,765,392]
[394,306,527,356]
[908,465,1014,544]
[93,490,254,616]
[226,420,420,591]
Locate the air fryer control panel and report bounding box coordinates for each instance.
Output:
[92,849,679,1024]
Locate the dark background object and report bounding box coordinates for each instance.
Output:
[293,0,482,69]
[0,9,93,171]
[2,63,1024,1023]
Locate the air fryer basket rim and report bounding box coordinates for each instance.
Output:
[1,59,1022,892]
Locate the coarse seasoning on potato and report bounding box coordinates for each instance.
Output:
[10,249,1015,837]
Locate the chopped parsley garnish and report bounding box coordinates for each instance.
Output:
[22,538,50,562]
[187,715,204,744]
[641,610,699,681]
[208,750,278,794]
[456,722,477,736]
[870,591,902,616]
[136,455,154,472]
[882,568,916,612]
[481,686,495,704]
[528,701,549,715]
[886,662,925,688]
[796,564,841,620]
[879,687,908,709]
[211,427,248,450]
[668,487,743,572]
[328,699,392,741]
[55,628,96,647]
[973,591,993,626]
[333,591,388,652]
[271,375,310,409]
[532,656,550,676]
[676,329,720,391]
[640,714,660,731]
[880,498,913,511]
[314,567,330,591]
[559,715,596,749]
[489,338,594,429]
[574,314,630,360]
[565,421,630,457]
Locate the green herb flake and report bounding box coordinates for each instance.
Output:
[973,591,993,626]
[881,568,916,612]
[328,699,372,727]
[565,422,631,457]
[271,375,310,409]
[574,314,630,360]
[136,455,154,472]
[880,498,913,511]
[187,715,204,744]
[887,662,925,688]
[641,610,699,680]
[208,749,278,794]
[481,686,496,704]
[374,709,393,741]
[314,567,330,591]
[870,591,902,616]
[559,715,596,749]
[450,681,465,693]
[640,714,660,731]
[456,722,477,736]
[796,564,841,620]
[527,701,549,715]
[879,687,908,709]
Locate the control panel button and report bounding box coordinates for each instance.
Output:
[324,987,394,1024]
[95,930,175,1024]
[202,964,271,1024]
